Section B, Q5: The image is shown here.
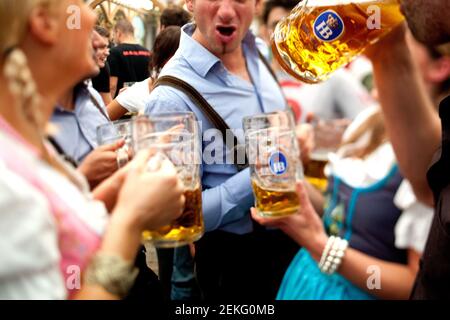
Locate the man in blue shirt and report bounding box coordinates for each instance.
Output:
[145,0,299,300]
[51,82,121,188]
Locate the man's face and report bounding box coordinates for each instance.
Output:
[94,36,110,68]
[401,0,450,45]
[187,0,258,56]
[266,6,289,38]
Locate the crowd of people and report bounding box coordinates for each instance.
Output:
[0,0,450,301]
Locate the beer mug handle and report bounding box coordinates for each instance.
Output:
[290,0,309,20]
[146,152,169,172]
[274,0,309,43]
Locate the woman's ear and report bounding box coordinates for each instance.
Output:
[28,5,61,46]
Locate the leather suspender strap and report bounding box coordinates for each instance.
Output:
[46,136,79,168]
[88,91,110,121]
[153,75,248,171]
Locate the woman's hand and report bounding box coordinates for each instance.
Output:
[251,181,328,261]
[92,163,130,212]
[113,150,185,232]
[364,23,408,64]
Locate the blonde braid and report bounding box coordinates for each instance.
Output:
[3,48,44,131]
[1,0,82,186]
[0,0,54,132]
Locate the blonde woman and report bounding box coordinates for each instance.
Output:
[0,0,185,299]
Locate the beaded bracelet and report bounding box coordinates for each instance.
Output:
[318,236,348,275]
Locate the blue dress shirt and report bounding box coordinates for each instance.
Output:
[145,24,287,234]
[51,85,110,163]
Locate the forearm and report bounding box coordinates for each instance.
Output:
[307,241,416,300]
[100,92,112,106]
[202,168,254,231]
[372,45,441,206]
[107,100,128,121]
[73,212,141,300]
[338,248,416,300]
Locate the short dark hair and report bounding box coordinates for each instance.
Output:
[160,7,192,28]
[95,25,110,38]
[262,0,299,25]
[150,26,181,74]
[114,19,134,35]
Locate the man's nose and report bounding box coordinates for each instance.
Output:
[217,0,236,23]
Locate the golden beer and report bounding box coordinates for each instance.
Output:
[272,0,404,83]
[252,180,300,217]
[142,186,204,248]
[304,152,329,192]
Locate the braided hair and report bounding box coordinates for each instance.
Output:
[0,1,52,132]
[0,0,82,183]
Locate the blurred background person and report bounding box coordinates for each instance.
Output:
[109,19,150,98]
[107,26,182,121]
[160,6,192,31]
[107,7,192,122]
[91,26,112,106]
[51,80,117,189]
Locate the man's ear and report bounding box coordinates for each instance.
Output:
[429,57,450,84]
[186,0,194,13]
[28,5,60,46]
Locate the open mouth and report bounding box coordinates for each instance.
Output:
[216,26,236,37]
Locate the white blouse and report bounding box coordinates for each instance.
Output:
[325,106,433,254]
[0,143,65,299]
[0,125,108,299]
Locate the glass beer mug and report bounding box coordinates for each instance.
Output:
[133,113,204,248]
[271,0,405,83]
[304,119,350,192]
[244,110,303,218]
[97,119,134,168]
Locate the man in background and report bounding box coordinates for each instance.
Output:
[109,19,150,97]
[91,26,112,105]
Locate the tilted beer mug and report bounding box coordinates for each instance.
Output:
[244,110,304,218]
[271,0,404,83]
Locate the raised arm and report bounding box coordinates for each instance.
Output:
[366,25,441,206]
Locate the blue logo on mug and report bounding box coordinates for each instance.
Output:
[313,10,345,42]
[269,152,288,175]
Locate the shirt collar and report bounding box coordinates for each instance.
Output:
[179,23,257,78]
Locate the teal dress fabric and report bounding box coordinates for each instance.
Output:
[277,165,405,300]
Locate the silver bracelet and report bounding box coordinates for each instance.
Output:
[318,236,348,275]
[85,254,139,298]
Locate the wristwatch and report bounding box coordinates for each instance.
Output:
[85,254,139,298]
